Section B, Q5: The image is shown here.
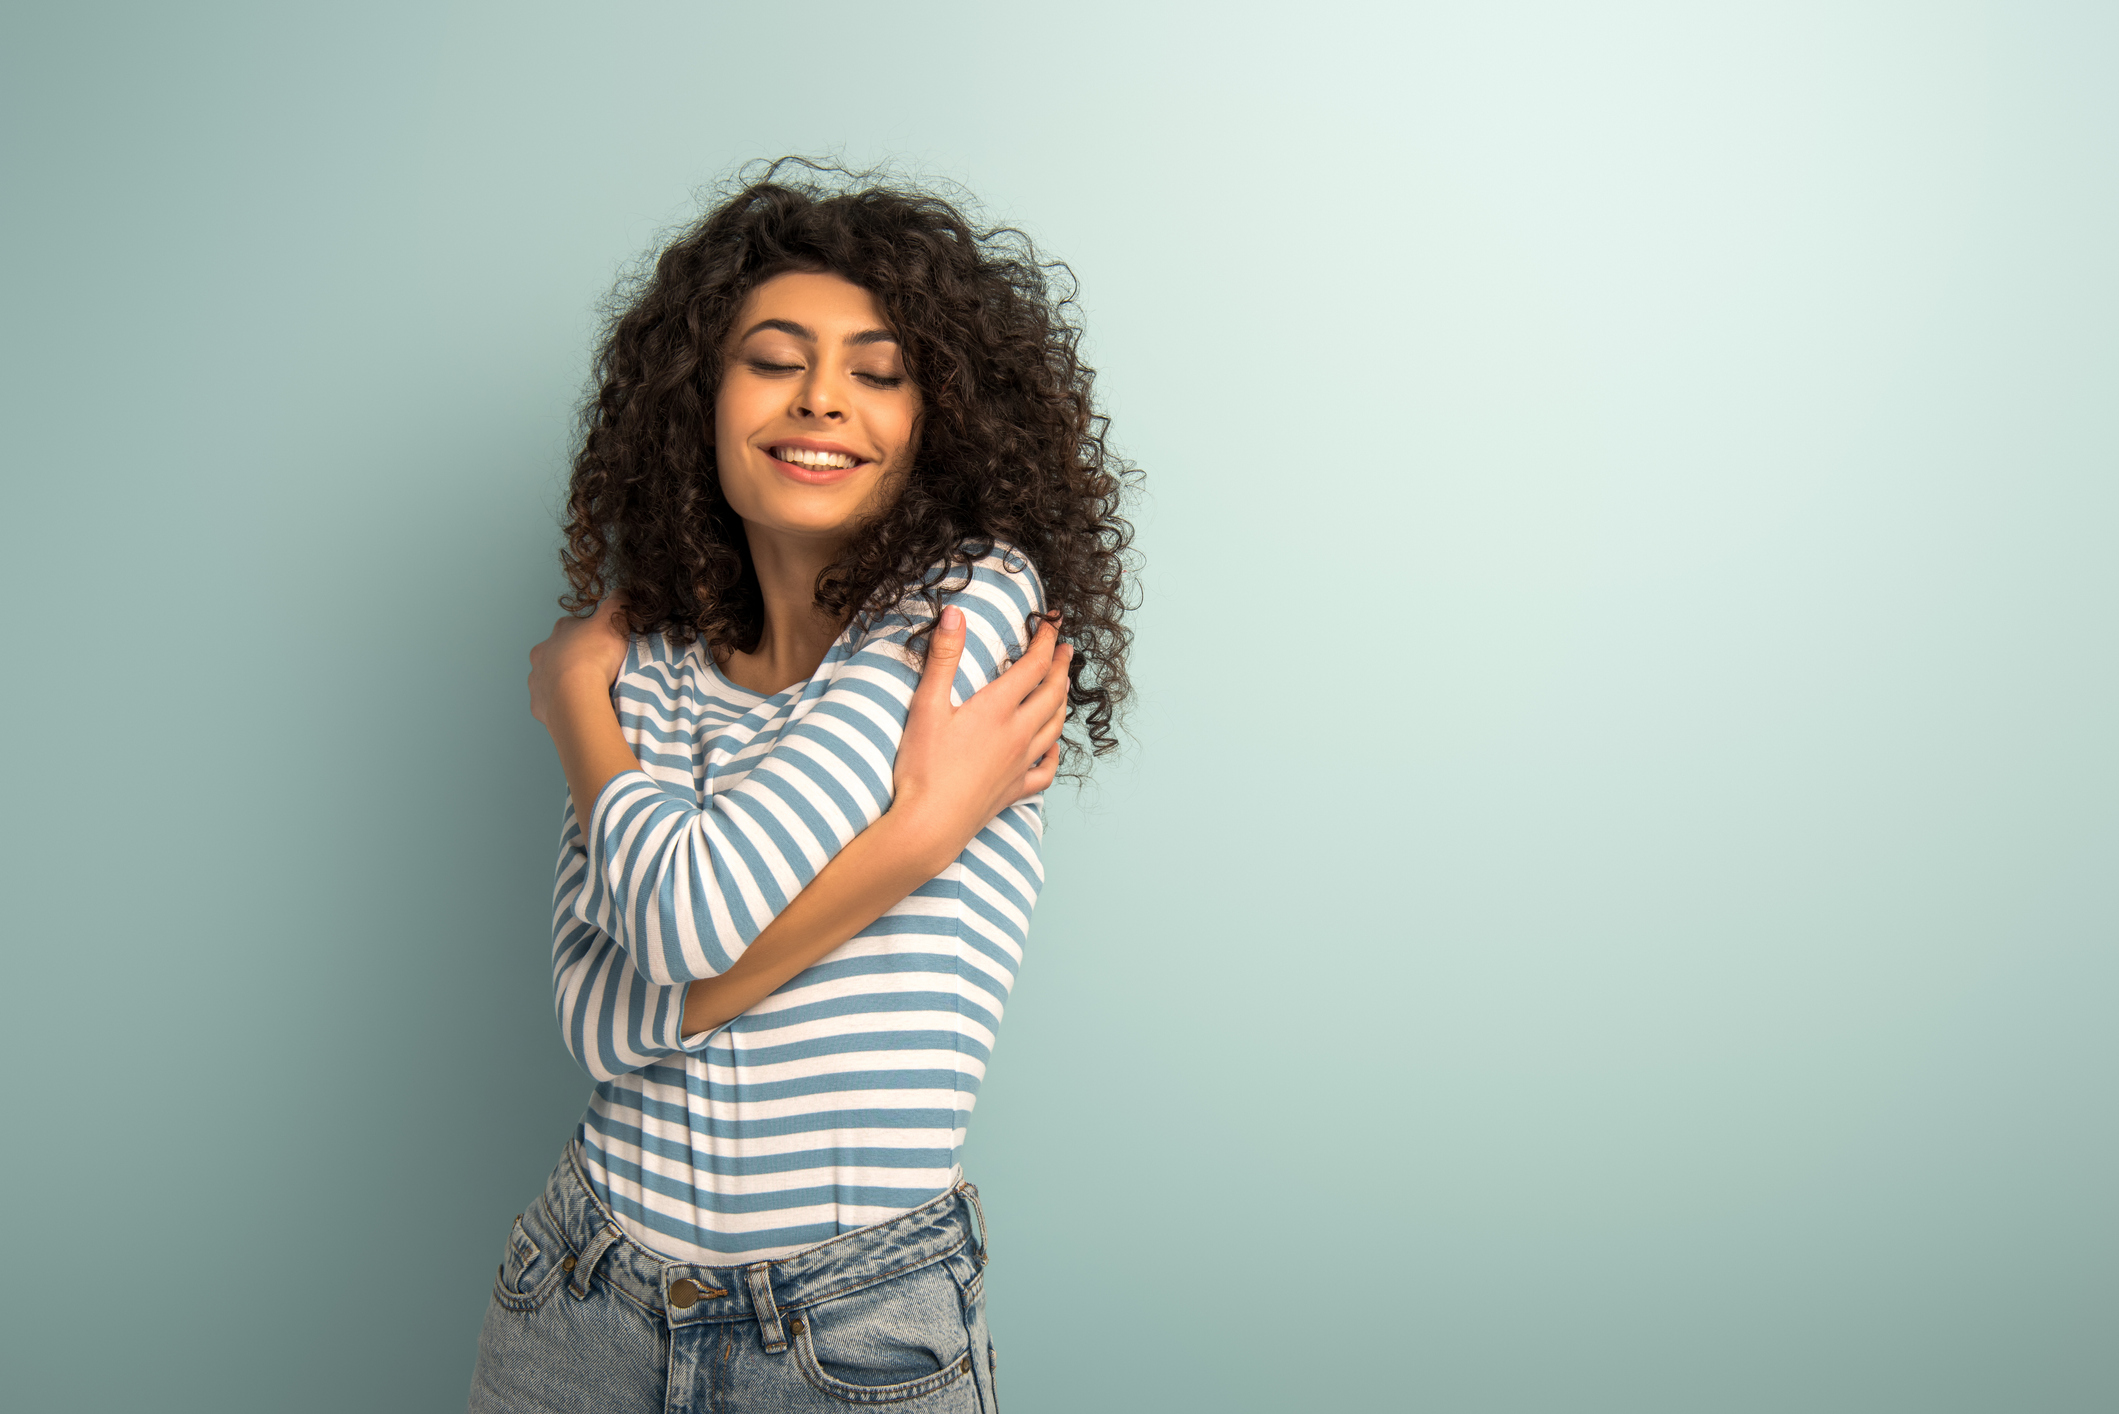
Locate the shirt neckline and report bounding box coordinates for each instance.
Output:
[698,623,858,704]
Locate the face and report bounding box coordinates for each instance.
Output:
[713,270,920,550]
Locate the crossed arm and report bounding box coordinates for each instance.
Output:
[530,595,1073,1045]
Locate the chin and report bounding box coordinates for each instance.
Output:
[746,497,878,540]
[724,461,904,540]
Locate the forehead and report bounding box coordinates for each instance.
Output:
[732,271,891,336]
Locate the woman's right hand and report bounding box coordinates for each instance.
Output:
[889,606,1073,870]
[527,594,630,729]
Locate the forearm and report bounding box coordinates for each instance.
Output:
[546,669,642,828]
[551,561,1053,1000]
[680,809,952,1037]
[554,906,686,1082]
[560,670,929,989]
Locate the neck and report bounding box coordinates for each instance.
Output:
[723,525,851,695]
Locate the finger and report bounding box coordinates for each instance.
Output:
[994,614,1061,700]
[1021,743,1061,797]
[914,604,968,708]
[1025,700,1066,768]
[1017,642,1075,721]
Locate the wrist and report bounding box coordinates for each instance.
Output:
[544,666,616,726]
[873,802,959,880]
[554,660,618,696]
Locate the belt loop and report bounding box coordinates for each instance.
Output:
[568,1223,621,1300]
[956,1180,990,1267]
[744,1263,788,1352]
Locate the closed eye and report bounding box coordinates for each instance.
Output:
[743,358,904,389]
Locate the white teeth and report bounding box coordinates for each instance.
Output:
[774,446,859,469]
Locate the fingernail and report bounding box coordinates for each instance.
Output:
[941,605,963,630]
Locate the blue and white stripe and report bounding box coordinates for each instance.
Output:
[550,543,1048,1264]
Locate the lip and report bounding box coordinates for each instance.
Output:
[761,438,871,486]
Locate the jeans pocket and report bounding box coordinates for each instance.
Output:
[491,1209,568,1314]
[788,1262,978,1407]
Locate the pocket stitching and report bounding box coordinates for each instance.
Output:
[790,1315,974,1405]
[507,1215,540,1271]
[491,1215,568,1314]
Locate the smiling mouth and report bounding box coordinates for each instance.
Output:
[767,445,866,470]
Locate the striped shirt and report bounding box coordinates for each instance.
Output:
[550,542,1048,1264]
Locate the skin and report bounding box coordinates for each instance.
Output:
[529,271,1073,1037]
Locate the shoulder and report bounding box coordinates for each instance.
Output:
[619,628,692,677]
[929,540,1047,692]
[859,539,1045,635]
[943,538,1047,632]
[843,539,1046,681]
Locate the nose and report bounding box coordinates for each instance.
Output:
[791,363,848,423]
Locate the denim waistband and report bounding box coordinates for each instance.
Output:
[526,1138,989,1341]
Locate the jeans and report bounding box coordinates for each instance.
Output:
[467,1141,1001,1413]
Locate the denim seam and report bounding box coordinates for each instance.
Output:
[490,1256,569,1315]
[644,1233,973,1330]
[490,1210,573,1314]
[508,1215,542,1273]
[782,1233,972,1315]
[567,1223,623,1300]
[788,1315,974,1405]
[550,1139,975,1321]
[536,1192,571,1250]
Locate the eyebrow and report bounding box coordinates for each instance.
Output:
[740,318,899,347]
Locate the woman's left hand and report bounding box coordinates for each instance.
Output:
[887,606,1071,873]
[528,596,630,727]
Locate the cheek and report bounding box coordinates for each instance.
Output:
[712,386,747,463]
[713,385,766,494]
[878,402,921,467]
[714,428,747,486]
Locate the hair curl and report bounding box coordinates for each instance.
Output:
[560,158,1138,772]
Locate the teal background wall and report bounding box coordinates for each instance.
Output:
[3,2,2113,1409]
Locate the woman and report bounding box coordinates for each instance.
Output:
[468,164,1135,1413]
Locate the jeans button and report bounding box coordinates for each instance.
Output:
[561,1256,577,1273]
[669,1278,700,1309]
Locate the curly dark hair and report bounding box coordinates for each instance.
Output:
[559,159,1138,771]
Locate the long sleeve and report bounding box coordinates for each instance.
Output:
[548,545,1047,1082]
[551,802,707,1081]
